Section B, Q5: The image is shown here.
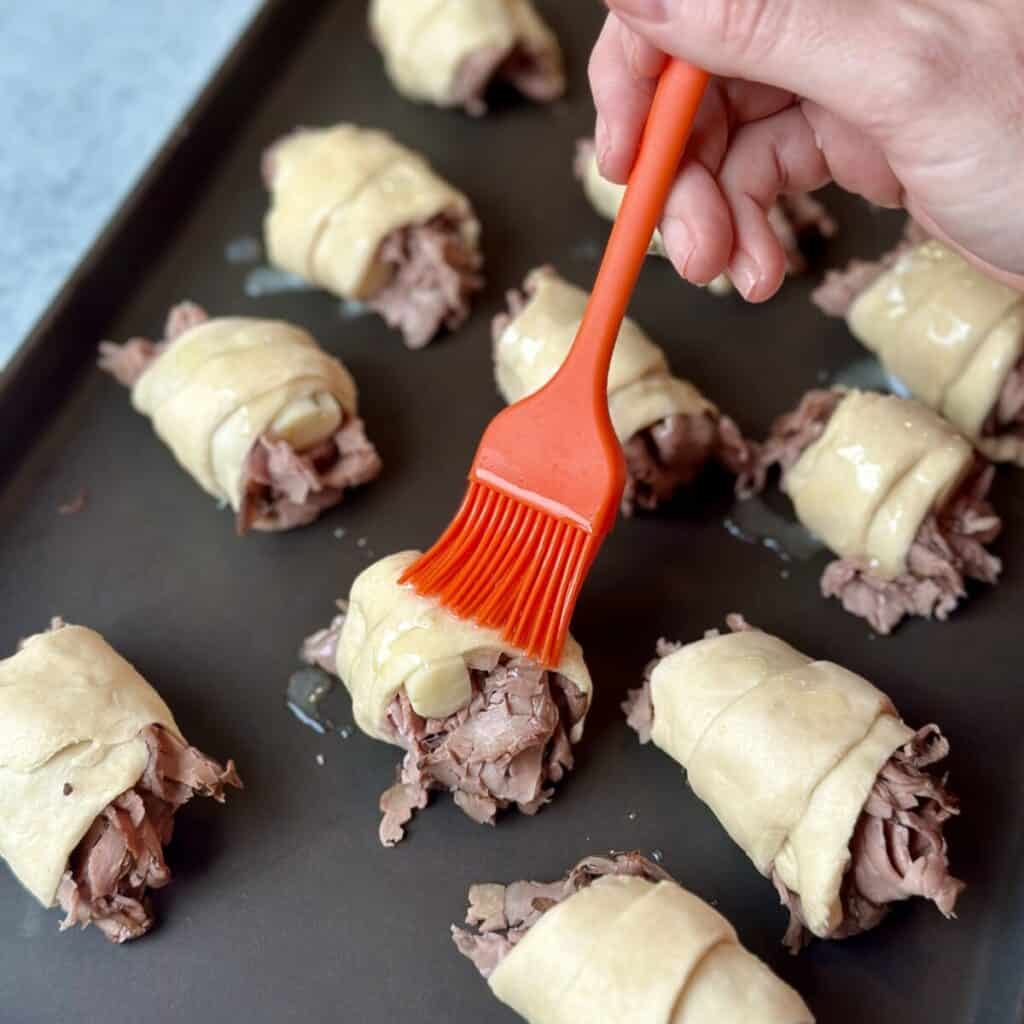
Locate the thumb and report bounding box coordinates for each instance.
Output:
[605,0,896,128]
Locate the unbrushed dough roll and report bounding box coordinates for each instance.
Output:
[624,623,963,948]
[493,267,755,513]
[301,551,592,844]
[100,304,381,533]
[836,239,1024,457]
[369,0,565,114]
[453,853,814,1023]
[786,390,973,578]
[0,622,239,942]
[263,124,483,347]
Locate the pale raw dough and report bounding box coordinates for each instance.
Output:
[849,240,1024,439]
[0,625,181,907]
[264,124,479,300]
[786,390,973,578]
[494,267,714,443]
[577,147,733,294]
[489,874,814,1023]
[369,0,562,109]
[335,551,592,743]
[131,316,359,512]
[649,627,912,938]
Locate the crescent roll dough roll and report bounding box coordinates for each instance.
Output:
[453,853,814,1023]
[263,124,483,348]
[0,621,240,943]
[369,0,565,115]
[815,232,1024,464]
[574,140,836,296]
[740,389,1002,633]
[301,551,592,845]
[624,621,963,951]
[99,303,381,534]
[493,267,756,515]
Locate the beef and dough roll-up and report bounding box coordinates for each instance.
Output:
[574,140,836,295]
[814,235,1024,465]
[301,551,592,846]
[493,267,757,514]
[624,620,963,952]
[741,389,1002,633]
[370,0,565,116]
[99,303,382,534]
[0,621,240,943]
[263,124,484,348]
[453,852,814,1023]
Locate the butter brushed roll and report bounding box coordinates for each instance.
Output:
[99,302,381,533]
[263,123,483,348]
[625,619,963,951]
[0,621,240,943]
[815,230,1024,464]
[739,389,1002,633]
[300,551,592,846]
[369,0,564,115]
[492,266,757,515]
[453,853,814,1023]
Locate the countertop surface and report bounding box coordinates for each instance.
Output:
[0,0,263,368]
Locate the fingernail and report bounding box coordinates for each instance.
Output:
[595,116,611,169]
[730,252,761,300]
[662,218,695,277]
[609,0,667,19]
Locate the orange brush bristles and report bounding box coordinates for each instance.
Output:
[401,60,710,669]
[402,482,595,667]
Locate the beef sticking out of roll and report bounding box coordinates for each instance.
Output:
[624,617,963,952]
[0,621,241,943]
[99,303,382,533]
[814,227,1024,465]
[493,266,757,515]
[262,124,483,348]
[300,552,592,846]
[369,0,565,116]
[739,388,1001,633]
[453,852,814,1022]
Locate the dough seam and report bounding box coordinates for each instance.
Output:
[667,936,733,1021]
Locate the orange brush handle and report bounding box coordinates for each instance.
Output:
[561,60,710,392]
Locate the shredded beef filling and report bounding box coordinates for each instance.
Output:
[771,192,838,276]
[452,852,671,977]
[99,301,383,533]
[494,276,758,517]
[367,213,483,349]
[236,417,382,534]
[301,618,587,847]
[55,725,241,944]
[453,38,564,116]
[738,389,1001,633]
[773,725,963,953]
[625,628,962,954]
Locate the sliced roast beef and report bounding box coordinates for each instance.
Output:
[366,213,484,349]
[452,853,672,977]
[99,302,383,533]
[56,725,241,944]
[626,630,962,953]
[738,388,1001,633]
[453,36,564,116]
[773,725,963,952]
[301,620,587,847]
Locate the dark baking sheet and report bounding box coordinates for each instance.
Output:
[2,2,1023,1021]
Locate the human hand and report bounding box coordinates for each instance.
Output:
[590,0,1024,300]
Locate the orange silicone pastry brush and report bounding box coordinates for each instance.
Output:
[402,60,711,666]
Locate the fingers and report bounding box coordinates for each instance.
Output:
[660,161,734,284]
[605,0,892,127]
[715,106,832,301]
[589,14,667,183]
